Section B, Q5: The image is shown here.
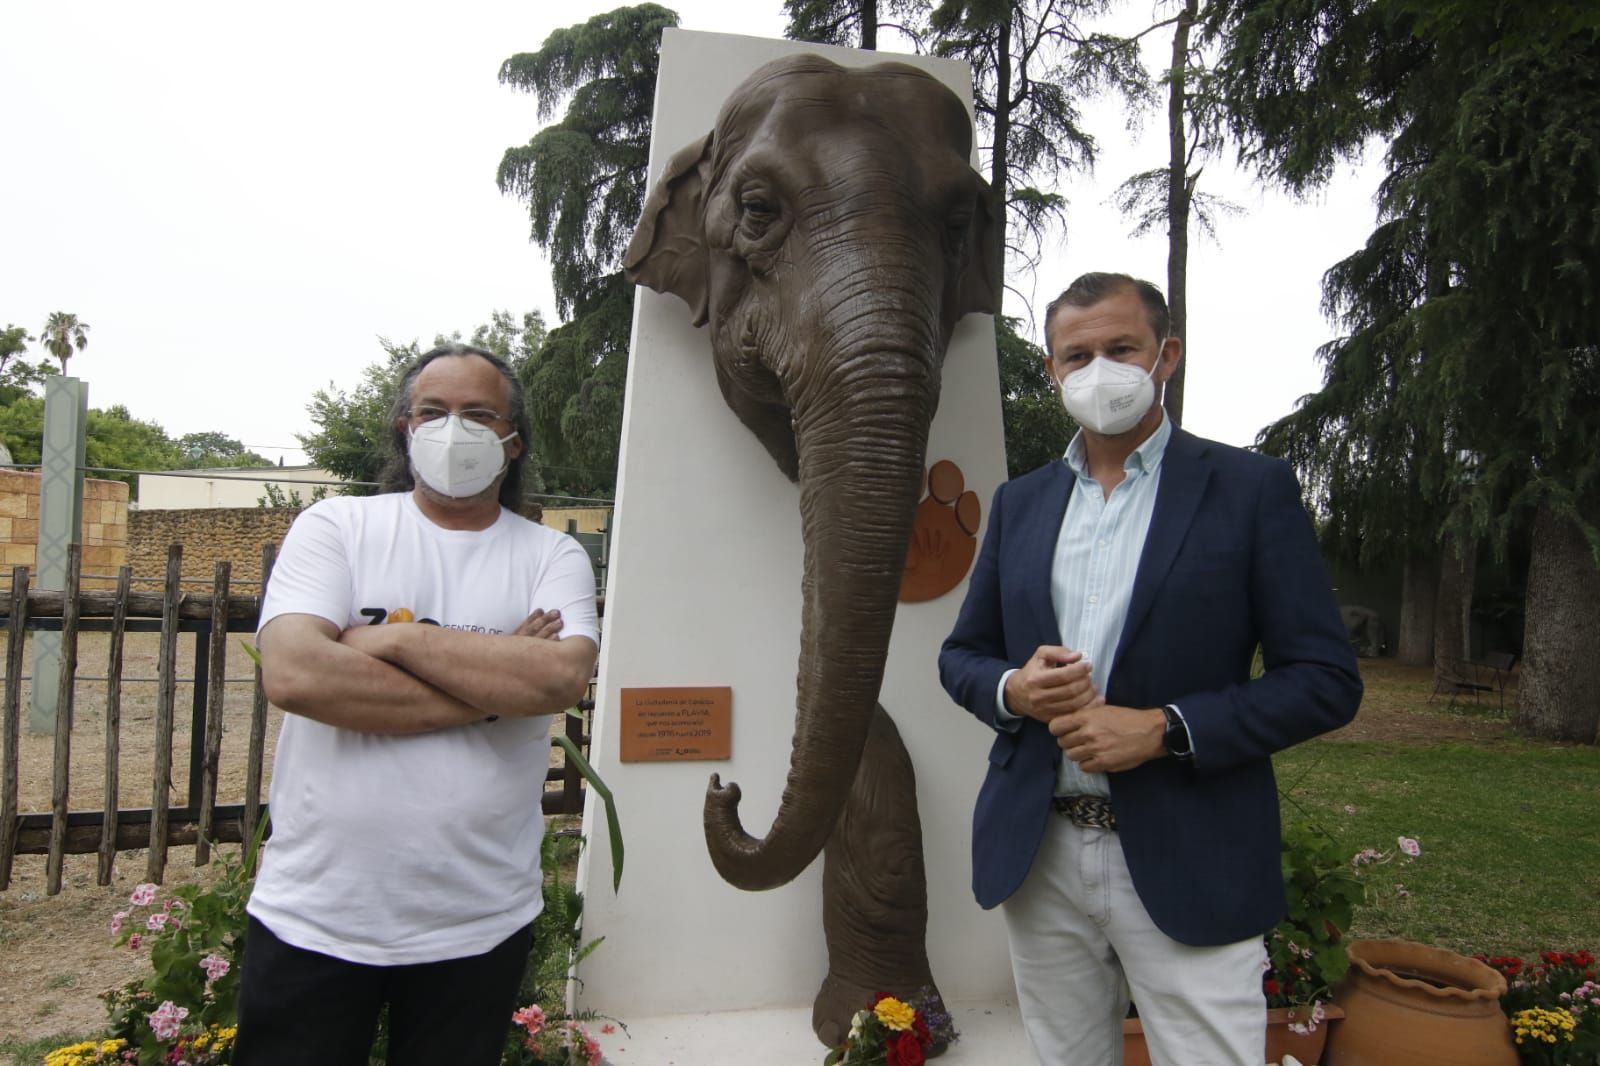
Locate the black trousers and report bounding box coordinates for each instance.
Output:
[234,915,535,1066]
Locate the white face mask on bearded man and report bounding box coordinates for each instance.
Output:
[408,414,517,498]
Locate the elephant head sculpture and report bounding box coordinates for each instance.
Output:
[624,54,1000,891]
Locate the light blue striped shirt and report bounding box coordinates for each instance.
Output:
[997,413,1174,797]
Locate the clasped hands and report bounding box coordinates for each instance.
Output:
[1004,645,1167,773]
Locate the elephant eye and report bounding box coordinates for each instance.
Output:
[740,193,779,232]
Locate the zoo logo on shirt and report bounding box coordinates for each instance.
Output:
[357,607,503,634]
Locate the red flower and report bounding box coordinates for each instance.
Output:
[1264,979,1282,997]
[913,1012,932,1046]
[886,1030,926,1066]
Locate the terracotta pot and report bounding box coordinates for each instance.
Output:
[1323,939,1517,1066]
[1121,1006,1342,1066]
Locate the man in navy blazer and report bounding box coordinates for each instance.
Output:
[939,272,1360,1064]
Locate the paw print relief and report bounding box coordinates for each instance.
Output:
[900,459,981,603]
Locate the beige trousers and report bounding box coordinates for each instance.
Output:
[1001,815,1268,1065]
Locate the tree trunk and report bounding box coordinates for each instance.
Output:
[987,10,1013,300]
[859,0,877,49]
[1515,502,1600,743]
[1162,0,1197,427]
[1433,531,1475,667]
[1396,549,1438,665]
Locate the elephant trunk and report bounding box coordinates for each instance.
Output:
[705,305,940,891]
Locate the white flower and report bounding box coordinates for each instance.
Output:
[1397,836,1421,857]
[129,883,157,907]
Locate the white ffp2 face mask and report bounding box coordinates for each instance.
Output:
[1058,356,1159,435]
[408,414,517,499]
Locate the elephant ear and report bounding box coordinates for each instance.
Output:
[955,180,1003,318]
[624,131,714,327]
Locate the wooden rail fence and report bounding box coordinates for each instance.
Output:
[0,543,592,895]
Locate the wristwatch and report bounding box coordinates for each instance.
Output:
[1161,704,1193,760]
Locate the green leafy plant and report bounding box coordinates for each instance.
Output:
[497,831,623,1065]
[93,820,266,1065]
[1267,819,1421,1031]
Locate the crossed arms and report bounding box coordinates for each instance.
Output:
[259,608,598,735]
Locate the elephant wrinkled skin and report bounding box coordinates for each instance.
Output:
[625,53,999,894]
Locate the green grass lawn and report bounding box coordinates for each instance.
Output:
[1274,660,1600,957]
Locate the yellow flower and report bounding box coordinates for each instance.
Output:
[874,997,917,1032]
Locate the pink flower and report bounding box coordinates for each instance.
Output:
[200,953,230,984]
[146,912,169,931]
[128,934,143,950]
[148,1000,189,1041]
[602,1023,616,1034]
[129,883,157,907]
[110,910,130,935]
[1394,884,1410,898]
[1352,848,1381,867]
[1397,836,1421,857]
[512,1004,546,1035]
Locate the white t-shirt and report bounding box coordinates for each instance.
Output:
[248,492,599,965]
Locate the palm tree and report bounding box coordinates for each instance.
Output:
[39,311,89,374]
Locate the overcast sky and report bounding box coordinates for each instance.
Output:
[1,1,1383,470]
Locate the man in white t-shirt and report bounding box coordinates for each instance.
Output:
[235,344,600,1066]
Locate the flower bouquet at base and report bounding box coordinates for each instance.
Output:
[823,991,957,1066]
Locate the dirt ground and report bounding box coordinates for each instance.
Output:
[0,653,1508,1051]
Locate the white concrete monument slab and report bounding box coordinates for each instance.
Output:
[575,28,1024,1061]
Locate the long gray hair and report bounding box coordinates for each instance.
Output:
[379,343,531,509]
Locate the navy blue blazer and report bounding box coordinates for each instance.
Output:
[938,427,1361,947]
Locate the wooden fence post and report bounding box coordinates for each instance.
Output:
[46,544,82,895]
[147,545,183,884]
[0,567,30,890]
[97,564,131,885]
[196,561,230,865]
[244,542,275,862]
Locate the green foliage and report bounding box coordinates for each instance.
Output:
[518,278,631,497]
[38,311,89,375]
[256,482,330,509]
[85,406,185,484]
[783,0,928,49]
[298,339,418,492]
[175,431,271,469]
[994,316,1074,477]
[498,5,674,319]
[497,7,676,499]
[1214,1,1600,556]
[1,323,33,368]
[473,309,550,377]
[928,0,1147,278]
[1268,819,1367,1008]
[102,824,265,1066]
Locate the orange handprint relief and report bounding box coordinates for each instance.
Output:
[900,459,981,602]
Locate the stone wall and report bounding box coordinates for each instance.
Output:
[128,508,298,592]
[0,469,129,590]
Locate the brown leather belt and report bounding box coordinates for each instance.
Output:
[1052,794,1117,831]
